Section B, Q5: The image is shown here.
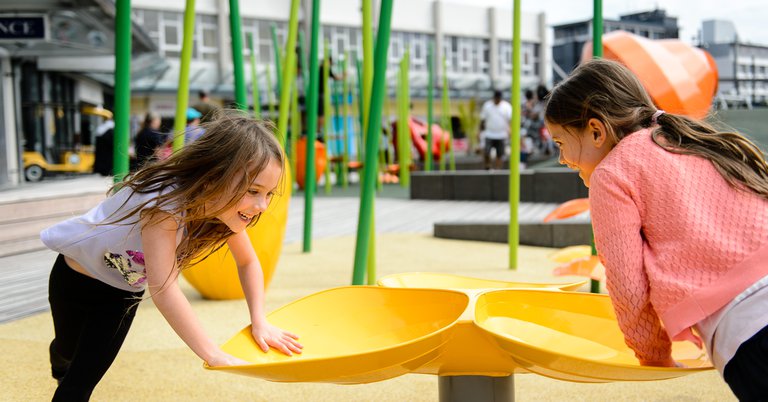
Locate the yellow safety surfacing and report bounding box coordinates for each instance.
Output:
[209,274,711,383]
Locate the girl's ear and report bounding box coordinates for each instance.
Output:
[586,118,610,148]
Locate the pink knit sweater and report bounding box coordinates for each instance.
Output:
[589,128,768,365]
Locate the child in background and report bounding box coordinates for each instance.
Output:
[545,59,768,399]
[41,112,302,401]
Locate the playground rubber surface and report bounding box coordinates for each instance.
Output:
[0,234,735,401]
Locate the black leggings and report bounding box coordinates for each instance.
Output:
[48,254,143,402]
[723,324,768,401]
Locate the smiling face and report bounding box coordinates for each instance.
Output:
[215,159,283,233]
[547,119,615,188]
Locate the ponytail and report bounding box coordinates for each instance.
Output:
[652,113,768,199]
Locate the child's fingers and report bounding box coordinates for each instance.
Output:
[283,337,303,353]
[282,330,300,340]
[269,339,293,356]
[255,336,270,353]
[282,333,303,348]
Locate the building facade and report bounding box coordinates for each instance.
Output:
[0,0,548,187]
[552,9,678,83]
[0,0,158,188]
[129,0,548,117]
[700,19,768,107]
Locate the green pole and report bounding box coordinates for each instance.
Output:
[341,53,350,189]
[323,41,332,194]
[248,33,262,119]
[593,0,603,58]
[270,24,283,97]
[590,238,600,293]
[361,0,374,134]
[276,0,300,148]
[172,0,196,152]
[265,63,275,120]
[302,0,321,253]
[355,57,364,159]
[425,41,434,171]
[229,0,247,110]
[352,0,393,286]
[591,0,603,292]
[298,30,310,87]
[113,0,131,183]
[290,67,300,182]
[508,0,521,270]
[397,51,411,187]
[333,58,344,186]
[442,55,455,171]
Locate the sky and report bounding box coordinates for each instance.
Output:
[448,0,767,45]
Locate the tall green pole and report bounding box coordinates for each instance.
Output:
[265,63,275,120]
[361,0,374,134]
[352,0,393,286]
[360,3,377,284]
[323,41,332,194]
[591,0,603,293]
[113,0,131,183]
[290,67,300,182]
[270,24,283,97]
[425,41,434,171]
[340,53,350,189]
[303,0,321,253]
[172,0,196,152]
[442,55,455,171]
[397,50,411,187]
[593,0,603,59]
[298,30,310,87]
[276,0,300,147]
[229,0,247,110]
[248,33,262,119]
[355,57,364,160]
[508,0,521,270]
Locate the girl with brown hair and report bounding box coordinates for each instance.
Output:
[545,58,768,399]
[41,111,302,401]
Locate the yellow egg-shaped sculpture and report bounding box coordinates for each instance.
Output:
[182,160,291,300]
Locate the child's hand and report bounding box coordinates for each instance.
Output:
[206,351,251,367]
[251,322,303,356]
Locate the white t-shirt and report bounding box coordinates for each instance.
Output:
[480,100,512,140]
[41,186,182,292]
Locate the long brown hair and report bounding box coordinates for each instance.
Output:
[109,110,284,270]
[545,58,768,198]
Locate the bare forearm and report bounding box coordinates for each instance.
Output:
[238,262,267,325]
[152,284,219,362]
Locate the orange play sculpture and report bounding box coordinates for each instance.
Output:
[582,31,718,119]
[543,198,590,222]
[295,137,328,190]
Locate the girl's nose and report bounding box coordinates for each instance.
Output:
[558,151,566,165]
[254,195,268,212]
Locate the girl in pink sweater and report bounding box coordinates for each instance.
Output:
[544,59,768,400]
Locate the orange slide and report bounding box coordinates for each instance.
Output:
[393,118,451,161]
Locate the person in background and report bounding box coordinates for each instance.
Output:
[192,90,221,124]
[184,108,205,144]
[479,90,512,170]
[134,112,167,169]
[93,118,115,176]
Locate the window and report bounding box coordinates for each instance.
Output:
[498,40,539,78]
[444,36,488,74]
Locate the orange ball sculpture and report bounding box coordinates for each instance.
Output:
[181,160,291,300]
[582,31,718,119]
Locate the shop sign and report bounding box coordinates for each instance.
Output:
[0,15,47,41]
